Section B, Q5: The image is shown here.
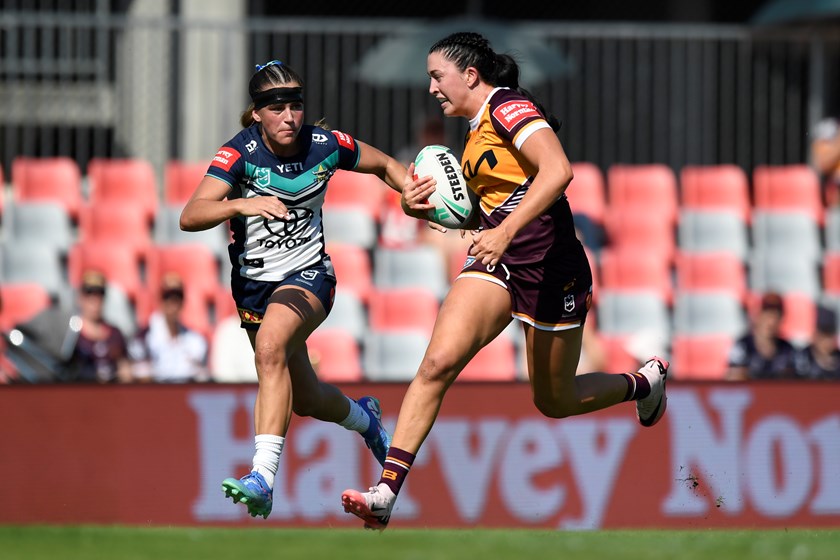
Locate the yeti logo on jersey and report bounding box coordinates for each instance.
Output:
[300,270,319,281]
[312,133,329,144]
[245,140,257,154]
[254,167,271,188]
[564,293,575,313]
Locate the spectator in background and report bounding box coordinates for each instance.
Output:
[810,115,840,206]
[67,270,132,383]
[795,305,840,380]
[129,273,209,383]
[726,293,796,381]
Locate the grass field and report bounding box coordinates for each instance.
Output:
[3,526,840,560]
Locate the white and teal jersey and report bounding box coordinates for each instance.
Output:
[206,125,361,282]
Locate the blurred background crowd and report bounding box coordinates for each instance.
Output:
[1,0,839,384]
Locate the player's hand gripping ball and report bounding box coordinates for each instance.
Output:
[414,145,476,228]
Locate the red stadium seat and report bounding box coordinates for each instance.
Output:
[599,334,641,374]
[164,160,209,205]
[368,287,439,334]
[675,252,747,303]
[680,165,751,223]
[146,244,220,306]
[11,156,83,221]
[568,162,606,225]
[671,335,733,380]
[327,243,374,304]
[87,158,159,224]
[67,241,146,306]
[78,201,154,262]
[607,164,679,225]
[598,248,673,304]
[603,207,677,264]
[324,169,389,222]
[307,328,363,382]
[823,252,840,297]
[753,165,823,224]
[0,283,52,331]
[460,335,517,381]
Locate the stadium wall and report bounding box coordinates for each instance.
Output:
[1,382,839,529]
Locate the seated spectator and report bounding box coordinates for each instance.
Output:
[129,273,209,383]
[209,313,258,383]
[67,270,133,383]
[795,305,840,379]
[726,293,796,380]
[810,115,840,206]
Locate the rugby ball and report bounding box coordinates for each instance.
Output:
[414,144,476,228]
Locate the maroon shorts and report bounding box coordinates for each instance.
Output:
[456,255,593,331]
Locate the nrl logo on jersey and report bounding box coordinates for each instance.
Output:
[254,167,271,188]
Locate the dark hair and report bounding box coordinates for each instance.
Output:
[429,32,560,132]
[240,61,305,128]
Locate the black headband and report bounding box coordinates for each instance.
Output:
[252,87,303,110]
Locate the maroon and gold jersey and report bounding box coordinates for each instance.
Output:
[462,88,583,267]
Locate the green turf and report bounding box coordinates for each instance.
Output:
[3,525,839,560]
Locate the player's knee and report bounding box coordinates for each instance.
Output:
[533,395,575,419]
[253,342,286,379]
[417,351,460,386]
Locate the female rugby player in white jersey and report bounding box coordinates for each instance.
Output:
[181,60,427,519]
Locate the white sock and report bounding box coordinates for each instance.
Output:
[338,396,371,434]
[252,434,284,489]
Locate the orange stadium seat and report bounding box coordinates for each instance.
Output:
[324,169,389,222]
[460,334,518,381]
[598,248,673,304]
[568,162,606,225]
[752,164,823,224]
[368,287,440,334]
[680,165,751,223]
[671,334,733,380]
[607,164,679,225]
[0,283,52,331]
[11,156,83,221]
[78,200,154,262]
[164,160,209,205]
[327,243,374,304]
[824,252,840,297]
[67,241,146,306]
[87,158,159,224]
[306,328,364,382]
[675,252,747,303]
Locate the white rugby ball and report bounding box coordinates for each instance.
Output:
[414,144,476,228]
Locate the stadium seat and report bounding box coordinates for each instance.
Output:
[460,334,517,381]
[824,252,840,297]
[322,207,378,250]
[749,252,820,301]
[7,201,75,256]
[596,291,671,339]
[752,164,823,224]
[67,241,146,306]
[567,162,606,225]
[0,283,52,331]
[826,207,840,253]
[154,204,230,261]
[373,245,449,300]
[363,330,429,381]
[744,292,817,347]
[11,156,83,221]
[145,243,220,307]
[319,290,368,342]
[597,248,673,304]
[448,245,471,282]
[677,210,749,261]
[751,211,822,264]
[368,287,439,334]
[324,169,389,222]
[680,165,751,223]
[214,284,238,323]
[87,158,159,224]
[306,328,363,382]
[606,164,679,226]
[327,243,374,304]
[79,200,154,262]
[670,334,733,380]
[164,160,209,205]
[1,241,66,301]
[675,252,747,302]
[672,292,747,338]
[599,334,643,374]
[603,207,677,264]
